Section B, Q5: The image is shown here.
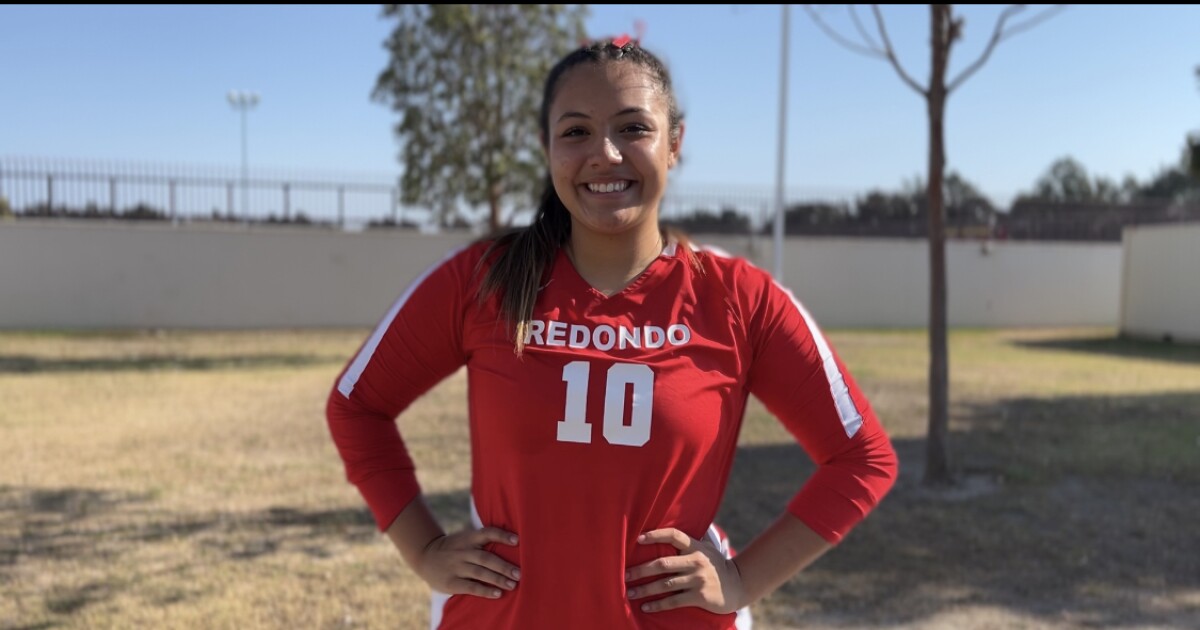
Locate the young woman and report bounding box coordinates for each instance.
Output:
[326,37,898,630]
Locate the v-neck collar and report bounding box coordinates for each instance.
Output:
[554,240,680,302]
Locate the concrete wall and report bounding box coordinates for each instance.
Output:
[0,220,1122,330]
[697,234,1121,328]
[1120,223,1200,343]
[0,220,473,329]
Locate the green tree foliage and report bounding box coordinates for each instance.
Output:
[854,172,994,230]
[1189,65,1200,180]
[663,207,751,234]
[1021,154,1198,205]
[373,4,588,231]
[783,202,852,232]
[1187,137,1200,181]
[943,172,996,223]
[856,188,921,223]
[1020,157,1130,204]
[1138,161,1195,202]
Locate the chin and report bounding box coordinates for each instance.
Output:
[584,208,649,234]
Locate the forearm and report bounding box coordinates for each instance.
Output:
[382,494,522,598]
[732,512,832,606]
[383,494,446,571]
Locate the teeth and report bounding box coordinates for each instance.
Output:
[587,181,628,193]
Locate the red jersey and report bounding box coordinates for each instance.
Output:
[326,240,897,630]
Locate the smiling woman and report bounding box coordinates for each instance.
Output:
[325,37,898,630]
[545,59,683,276]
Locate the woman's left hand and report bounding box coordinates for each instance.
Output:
[624,528,746,614]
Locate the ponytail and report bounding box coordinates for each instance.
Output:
[477,37,699,355]
[478,176,571,355]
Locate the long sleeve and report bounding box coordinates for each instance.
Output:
[743,270,898,544]
[325,244,476,531]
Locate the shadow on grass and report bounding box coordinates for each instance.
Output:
[720,390,1200,628]
[0,481,478,621]
[0,353,339,374]
[1010,333,1200,366]
[0,486,384,565]
[0,485,389,617]
[5,391,1198,627]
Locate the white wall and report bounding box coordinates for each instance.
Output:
[0,220,1122,330]
[1120,223,1200,343]
[697,234,1121,328]
[0,220,473,329]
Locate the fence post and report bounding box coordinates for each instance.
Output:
[338,186,345,228]
[169,180,177,220]
[109,177,117,214]
[392,188,400,226]
[227,182,234,219]
[283,183,290,221]
[47,175,54,211]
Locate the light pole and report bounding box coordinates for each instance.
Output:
[227,90,260,218]
[773,5,790,282]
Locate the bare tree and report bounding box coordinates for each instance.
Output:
[804,4,1063,486]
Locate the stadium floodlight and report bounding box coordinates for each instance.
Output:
[227,90,261,218]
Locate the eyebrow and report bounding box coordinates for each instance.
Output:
[556,107,649,124]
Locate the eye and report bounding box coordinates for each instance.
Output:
[560,126,587,138]
[622,123,651,135]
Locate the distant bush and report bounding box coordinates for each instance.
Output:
[662,207,751,234]
[367,216,422,230]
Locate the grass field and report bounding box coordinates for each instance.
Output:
[2,328,1198,629]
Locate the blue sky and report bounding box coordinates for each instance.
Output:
[2,4,1198,209]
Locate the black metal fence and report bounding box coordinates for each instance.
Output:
[0,156,824,233]
[0,156,421,229]
[3,156,1197,240]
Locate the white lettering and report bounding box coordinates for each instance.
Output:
[644,326,666,349]
[569,324,590,349]
[546,320,568,347]
[522,319,690,352]
[619,327,640,350]
[526,319,545,346]
[594,325,616,351]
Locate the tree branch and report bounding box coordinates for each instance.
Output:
[802,4,887,60]
[848,5,881,52]
[947,5,1066,93]
[871,5,927,97]
[1000,4,1068,42]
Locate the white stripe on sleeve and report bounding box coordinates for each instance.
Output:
[774,281,863,438]
[337,246,466,399]
[698,244,862,438]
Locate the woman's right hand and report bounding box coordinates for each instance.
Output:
[414,527,522,599]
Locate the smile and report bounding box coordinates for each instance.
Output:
[585,181,631,194]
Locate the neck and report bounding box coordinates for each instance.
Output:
[566,222,664,296]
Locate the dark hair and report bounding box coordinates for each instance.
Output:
[479,38,697,355]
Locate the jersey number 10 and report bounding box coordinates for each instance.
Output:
[557,361,653,447]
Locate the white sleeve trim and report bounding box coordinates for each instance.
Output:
[337,246,467,399]
[698,244,862,439]
[773,281,864,438]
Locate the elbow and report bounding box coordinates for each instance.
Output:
[859,427,900,503]
[873,437,900,502]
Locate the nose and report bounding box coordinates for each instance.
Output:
[591,135,622,166]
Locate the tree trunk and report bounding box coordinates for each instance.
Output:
[489,180,502,234]
[924,4,953,486]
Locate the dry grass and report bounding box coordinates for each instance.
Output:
[2,328,1198,629]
